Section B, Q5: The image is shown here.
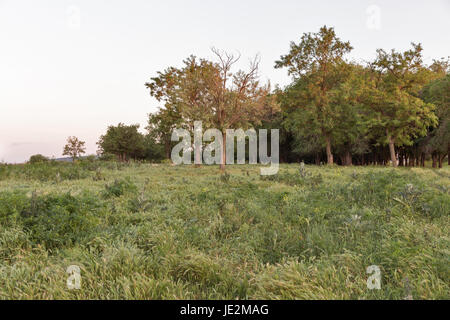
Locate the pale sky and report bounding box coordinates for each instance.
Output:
[1,0,449,163]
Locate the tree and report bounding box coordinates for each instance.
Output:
[29,154,49,164]
[280,61,368,166]
[146,108,183,160]
[327,63,370,165]
[97,123,145,161]
[145,67,184,160]
[365,43,438,167]
[63,136,86,162]
[421,74,450,167]
[147,50,279,170]
[275,26,353,164]
[142,133,165,161]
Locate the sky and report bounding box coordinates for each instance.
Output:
[0,0,449,163]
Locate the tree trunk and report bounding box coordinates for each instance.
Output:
[325,135,333,165]
[432,153,437,168]
[220,132,226,171]
[344,150,352,166]
[439,154,444,169]
[315,153,320,166]
[387,134,397,167]
[194,143,202,168]
[165,141,171,160]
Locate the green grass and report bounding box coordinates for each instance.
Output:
[0,162,448,299]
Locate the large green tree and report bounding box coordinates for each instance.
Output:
[365,43,438,167]
[145,66,184,160]
[97,123,145,161]
[421,74,450,167]
[146,107,183,160]
[275,26,353,164]
[280,61,368,166]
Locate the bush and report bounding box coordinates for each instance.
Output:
[19,192,104,249]
[0,164,448,299]
[0,164,10,181]
[102,178,137,198]
[28,154,49,164]
[0,191,29,226]
[0,162,97,182]
[84,155,97,162]
[99,153,117,162]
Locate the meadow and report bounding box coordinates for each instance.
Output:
[0,161,448,299]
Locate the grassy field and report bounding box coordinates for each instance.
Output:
[0,161,448,299]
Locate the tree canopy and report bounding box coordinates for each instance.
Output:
[94,25,448,168]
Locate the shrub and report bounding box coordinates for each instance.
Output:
[28,154,49,164]
[19,192,103,249]
[102,178,137,198]
[99,153,117,162]
[128,191,153,213]
[0,191,29,226]
[84,155,97,162]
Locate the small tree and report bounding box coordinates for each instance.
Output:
[145,66,184,160]
[97,123,145,161]
[365,43,438,167]
[421,74,450,167]
[63,136,86,162]
[29,154,49,164]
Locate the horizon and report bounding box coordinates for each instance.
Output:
[1,0,449,163]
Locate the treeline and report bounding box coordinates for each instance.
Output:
[97,26,449,167]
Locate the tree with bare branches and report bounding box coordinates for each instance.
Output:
[147,49,279,170]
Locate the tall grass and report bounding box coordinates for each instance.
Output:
[0,162,448,299]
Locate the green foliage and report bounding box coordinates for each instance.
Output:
[275,25,353,77]
[146,50,279,170]
[0,160,142,182]
[366,43,438,148]
[98,153,117,162]
[143,133,166,161]
[97,123,145,161]
[275,26,361,165]
[102,178,137,198]
[275,28,447,166]
[0,190,104,250]
[0,162,91,182]
[19,192,104,249]
[28,154,49,164]
[63,136,86,161]
[1,163,447,299]
[84,155,97,162]
[421,75,450,155]
[128,191,153,213]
